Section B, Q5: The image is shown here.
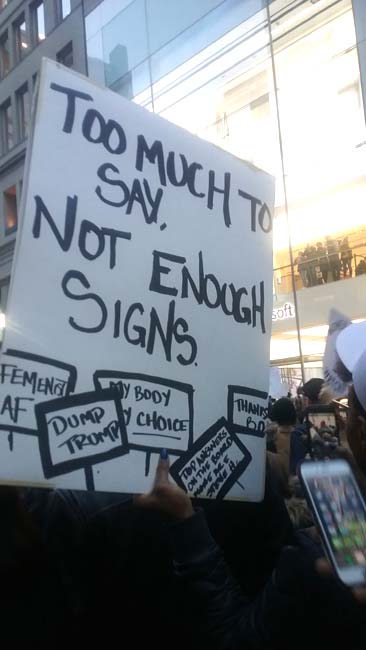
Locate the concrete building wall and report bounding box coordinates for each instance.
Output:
[0,0,87,312]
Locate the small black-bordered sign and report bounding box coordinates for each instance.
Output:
[93,371,193,455]
[36,388,128,478]
[170,417,251,499]
[0,348,77,434]
[227,385,268,436]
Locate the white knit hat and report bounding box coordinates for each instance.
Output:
[352,350,366,412]
[336,321,366,409]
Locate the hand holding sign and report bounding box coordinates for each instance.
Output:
[136,449,194,520]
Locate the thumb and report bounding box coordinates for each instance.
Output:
[134,493,158,509]
[154,449,170,487]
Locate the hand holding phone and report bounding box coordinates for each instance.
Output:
[316,557,366,603]
[300,460,366,587]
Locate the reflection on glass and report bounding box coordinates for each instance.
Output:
[101,0,148,87]
[149,3,269,112]
[110,61,151,103]
[86,31,106,86]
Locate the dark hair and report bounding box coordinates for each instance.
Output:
[269,397,296,426]
[302,378,324,403]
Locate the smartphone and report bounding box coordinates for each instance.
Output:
[306,405,339,441]
[300,460,366,586]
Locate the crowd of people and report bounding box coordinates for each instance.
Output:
[1,366,365,647]
[296,236,366,288]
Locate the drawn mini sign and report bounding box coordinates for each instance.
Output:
[227,386,268,435]
[36,388,127,483]
[0,349,76,434]
[94,371,193,455]
[170,418,251,499]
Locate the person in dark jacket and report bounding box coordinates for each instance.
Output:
[0,465,294,646]
[268,397,307,479]
[291,377,327,461]
[305,244,318,287]
[137,451,366,650]
[316,241,329,283]
[340,236,353,277]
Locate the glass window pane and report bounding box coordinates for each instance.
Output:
[57,41,73,67]
[86,1,148,90]
[85,0,134,39]
[110,60,152,103]
[101,0,148,87]
[36,2,45,42]
[149,0,266,87]
[146,0,224,54]
[0,282,9,323]
[0,32,10,77]
[14,16,28,61]
[1,101,13,151]
[87,31,106,85]
[5,102,13,149]
[3,185,17,234]
[269,0,366,380]
[17,85,30,139]
[62,0,71,18]
[85,3,103,40]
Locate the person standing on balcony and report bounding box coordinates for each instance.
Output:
[303,245,313,286]
[304,247,313,287]
[326,236,341,281]
[297,251,308,288]
[316,242,329,283]
[308,244,319,286]
[356,259,366,275]
[340,236,353,277]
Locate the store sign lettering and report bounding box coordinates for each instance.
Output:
[272,302,295,321]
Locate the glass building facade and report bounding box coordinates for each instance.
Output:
[85,0,366,391]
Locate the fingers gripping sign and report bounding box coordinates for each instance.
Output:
[135,449,194,520]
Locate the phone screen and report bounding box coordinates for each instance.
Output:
[308,412,337,439]
[307,473,366,569]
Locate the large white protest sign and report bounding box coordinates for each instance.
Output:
[0,59,274,499]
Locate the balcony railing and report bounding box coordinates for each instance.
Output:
[274,240,366,297]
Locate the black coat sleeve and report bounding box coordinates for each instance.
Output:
[170,510,307,650]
